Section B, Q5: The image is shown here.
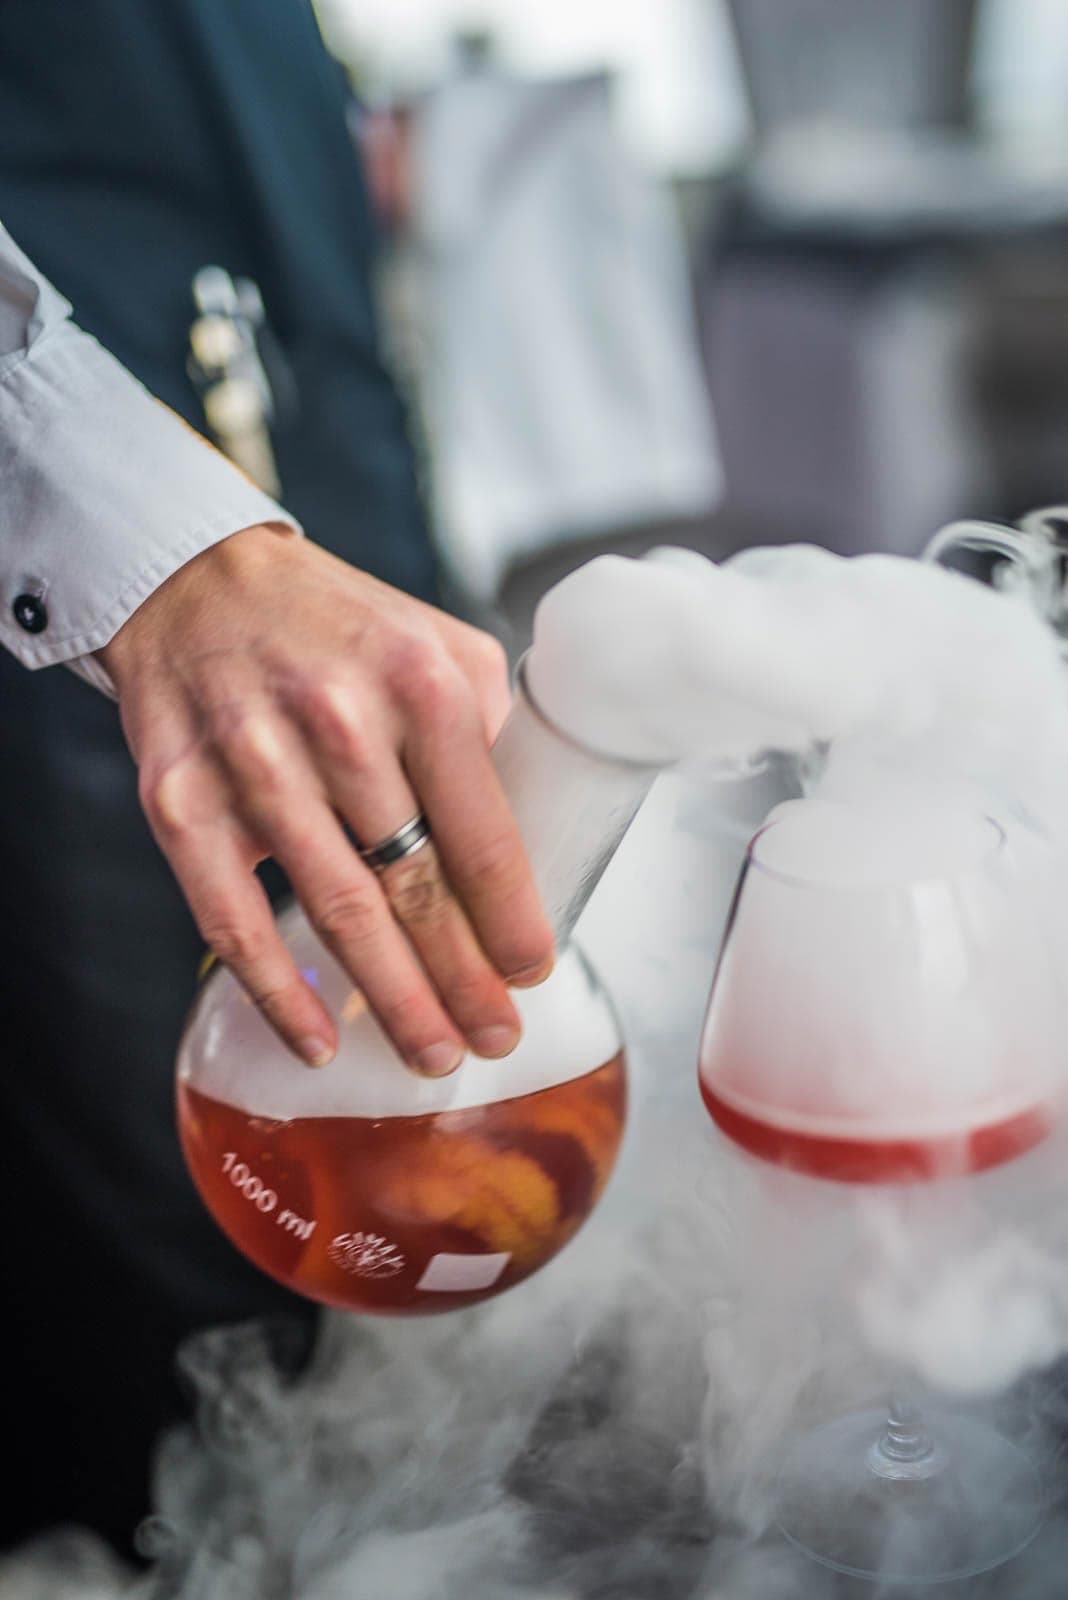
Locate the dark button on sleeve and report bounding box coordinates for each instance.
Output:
[12,593,48,633]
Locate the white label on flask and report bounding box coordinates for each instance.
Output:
[416,1251,511,1292]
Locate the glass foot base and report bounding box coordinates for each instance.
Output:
[775,1408,1044,1584]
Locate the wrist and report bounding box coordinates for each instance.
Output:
[96,520,297,683]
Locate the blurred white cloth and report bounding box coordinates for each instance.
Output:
[409,68,721,597]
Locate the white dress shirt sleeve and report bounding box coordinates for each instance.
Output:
[0,220,299,695]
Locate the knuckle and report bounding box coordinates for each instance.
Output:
[313,881,380,949]
[139,764,176,829]
[220,712,289,794]
[471,631,509,686]
[199,918,270,973]
[375,985,443,1045]
[248,979,303,1020]
[298,680,371,768]
[141,761,196,838]
[462,830,527,892]
[443,969,504,1017]
[387,634,463,720]
[383,851,451,927]
[379,983,431,1024]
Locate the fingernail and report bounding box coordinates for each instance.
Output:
[470,1024,520,1059]
[298,1036,335,1068]
[414,1041,465,1078]
[507,954,555,989]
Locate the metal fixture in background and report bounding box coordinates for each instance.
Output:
[188,265,281,497]
[924,503,1068,652]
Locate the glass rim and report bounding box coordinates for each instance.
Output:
[513,652,669,774]
[744,808,1007,894]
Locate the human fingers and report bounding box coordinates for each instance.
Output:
[436,618,514,742]
[286,679,523,1058]
[388,644,554,987]
[142,755,338,1065]
[218,711,483,1076]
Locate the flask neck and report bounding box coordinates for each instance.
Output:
[490,659,664,945]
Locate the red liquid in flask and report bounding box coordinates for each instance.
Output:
[700,1074,1051,1184]
[178,1053,626,1314]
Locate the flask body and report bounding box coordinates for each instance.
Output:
[177,903,626,1314]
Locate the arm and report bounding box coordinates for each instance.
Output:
[1,224,553,1073]
[0,221,293,693]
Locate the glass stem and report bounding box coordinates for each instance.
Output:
[869,1394,943,1483]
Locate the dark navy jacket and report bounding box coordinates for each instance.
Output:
[0,0,438,599]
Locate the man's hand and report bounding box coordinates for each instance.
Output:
[97,524,554,1074]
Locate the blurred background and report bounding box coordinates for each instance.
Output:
[308,0,1068,651]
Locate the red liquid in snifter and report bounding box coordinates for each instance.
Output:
[700,1078,1051,1184]
[178,1052,625,1314]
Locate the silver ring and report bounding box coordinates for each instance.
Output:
[358,813,432,872]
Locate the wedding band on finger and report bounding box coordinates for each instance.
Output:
[358,813,432,873]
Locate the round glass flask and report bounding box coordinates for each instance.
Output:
[176,666,661,1314]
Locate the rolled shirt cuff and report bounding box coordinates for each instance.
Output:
[0,319,300,686]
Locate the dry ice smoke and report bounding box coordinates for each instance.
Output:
[537,544,1068,1407]
[529,542,1068,829]
[8,545,1068,1598]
